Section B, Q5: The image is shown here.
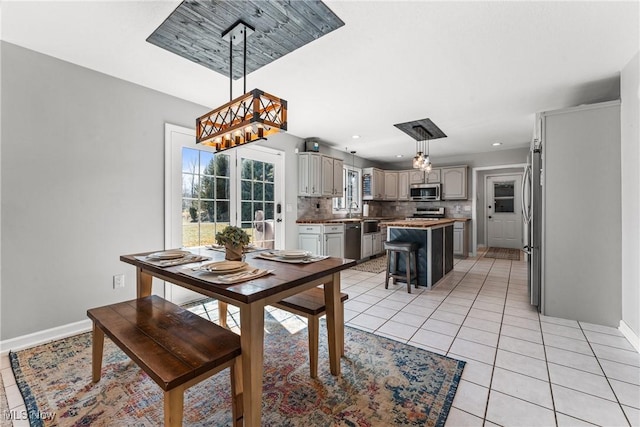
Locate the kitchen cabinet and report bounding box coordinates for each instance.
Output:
[299,153,343,198]
[453,221,469,258]
[361,234,373,258]
[384,171,398,200]
[362,167,385,200]
[323,224,344,258]
[398,171,410,200]
[298,153,322,197]
[372,232,383,255]
[409,170,425,184]
[321,156,344,197]
[298,231,322,255]
[441,166,468,200]
[425,169,441,184]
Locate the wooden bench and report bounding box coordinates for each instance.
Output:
[87,295,243,427]
[219,287,348,378]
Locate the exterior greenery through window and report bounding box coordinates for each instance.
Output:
[240,158,275,249]
[182,148,230,247]
[333,166,361,213]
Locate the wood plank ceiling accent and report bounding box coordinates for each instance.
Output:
[147,0,344,80]
[394,118,448,141]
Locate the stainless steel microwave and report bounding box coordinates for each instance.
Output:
[410,183,441,201]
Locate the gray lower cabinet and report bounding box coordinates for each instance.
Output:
[372,232,383,255]
[298,225,322,255]
[453,221,469,258]
[297,224,345,257]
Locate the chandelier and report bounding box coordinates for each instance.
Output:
[412,126,433,171]
[196,21,287,152]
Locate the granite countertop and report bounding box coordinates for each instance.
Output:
[382,218,457,228]
[296,217,402,224]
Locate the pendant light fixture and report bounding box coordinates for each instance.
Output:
[196,21,287,152]
[394,118,447,171]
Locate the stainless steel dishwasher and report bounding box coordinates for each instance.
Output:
[344,222,362,261]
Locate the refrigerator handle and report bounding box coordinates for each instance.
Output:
[521,165,531,225]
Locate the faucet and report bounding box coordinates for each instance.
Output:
[347,200,359,218]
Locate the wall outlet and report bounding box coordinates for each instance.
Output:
[113,274,125,289]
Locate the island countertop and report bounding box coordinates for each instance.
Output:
[382,219,456,228]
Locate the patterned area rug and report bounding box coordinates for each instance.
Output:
[350,255,388,273]
[484,247,521,260]
[11,314,464,427]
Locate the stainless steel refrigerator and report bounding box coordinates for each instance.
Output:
[522,100,622,326]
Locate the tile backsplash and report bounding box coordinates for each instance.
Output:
[297,197,472,219]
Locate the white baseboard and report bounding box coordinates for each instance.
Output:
[619,320,640,353]
[0,319,92,356]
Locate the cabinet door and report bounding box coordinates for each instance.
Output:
[298,154,310,196]
[362,234,373,258]
[425,169,441,183]
[373,169,385,199]
[320,155,334,196]
[333,158,344,197]
[453,229,463,255]
[384,171,398,200]
[398,172,410,200]
[299,233,321,255]
[362,168,373,200]
[324,233,344,258]
[409,170,425,184]
[442,167,467,200]
[372,232,382,254]
[309,154,323,196]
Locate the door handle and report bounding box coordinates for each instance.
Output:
[276,218,282,223]
[523,245,532,255]
[488,216,492,219]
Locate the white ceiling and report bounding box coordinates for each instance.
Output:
[2,1,638,164]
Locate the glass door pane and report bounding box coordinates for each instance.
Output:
[494,181,515,213]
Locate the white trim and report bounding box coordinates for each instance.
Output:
[0,320,92,356]
[471,163,527,256]
[619,320,640,353]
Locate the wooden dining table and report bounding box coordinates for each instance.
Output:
[120,249,356,427]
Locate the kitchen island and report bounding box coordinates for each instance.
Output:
[382,219,456,289]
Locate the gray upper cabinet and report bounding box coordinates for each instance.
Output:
[441,166,468,200]
[425,169,441,183]
[363,167,385,200]
[398,171,410,200]
[384,171,398,200]
[409,170,425,184]
[299,153,343,197]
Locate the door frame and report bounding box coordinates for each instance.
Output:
[485,173,523,248]
[471,163,526,257]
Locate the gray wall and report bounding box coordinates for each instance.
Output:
[0,42,305,341]
[621,51,640,339]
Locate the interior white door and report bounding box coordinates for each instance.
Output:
[165,125,284,304]
[487,174,523,249]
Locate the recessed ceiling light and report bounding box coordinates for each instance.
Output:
[492,142,502,146]
[396,154,403,158]
[352,135,360,139]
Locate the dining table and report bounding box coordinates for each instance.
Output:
[120,248,356,427]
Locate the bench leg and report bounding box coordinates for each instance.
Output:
[91,323,104,383]
[231,356,244,427]
[218,301,228,329]
[164,387,184,427]
[308,315,319,379]
[339,302,346,357]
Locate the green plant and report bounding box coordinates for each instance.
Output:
[215,225,250,247]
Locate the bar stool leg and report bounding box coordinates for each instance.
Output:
[393,251,398,284]
[413,250,419,288]
[385,250,391,289]
[405,251,411,294]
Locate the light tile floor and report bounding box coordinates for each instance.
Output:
[1,252,639,426]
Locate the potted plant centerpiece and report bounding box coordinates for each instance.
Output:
[216,226,250,261]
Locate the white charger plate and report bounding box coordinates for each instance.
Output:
[147,250,191,260]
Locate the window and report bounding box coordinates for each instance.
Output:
[181,148,231,247]
[493,181,515,213]
[333,165,361,213]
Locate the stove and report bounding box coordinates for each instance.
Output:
[406,207,445,220]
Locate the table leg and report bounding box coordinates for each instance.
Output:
[239,301,265,427]
[136,268,152,298]
[324,272,343,376]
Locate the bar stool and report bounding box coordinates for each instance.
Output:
[384,240,419,293]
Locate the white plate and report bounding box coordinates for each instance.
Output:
[147,250,191,260]
[273,250,311,259]
[200,260,248,272]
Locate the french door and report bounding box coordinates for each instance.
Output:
[165,124,283,303]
